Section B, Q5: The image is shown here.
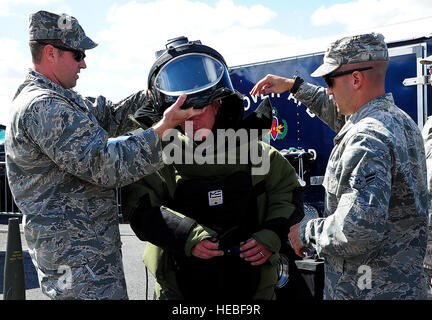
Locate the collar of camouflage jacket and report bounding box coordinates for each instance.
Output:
[22,69,84,104]
[333,93,395,145]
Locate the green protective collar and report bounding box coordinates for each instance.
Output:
[129,114,149,130]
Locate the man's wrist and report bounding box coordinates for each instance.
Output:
[284,78,295,92]
[290,76,304,94]
[152,120,169,139]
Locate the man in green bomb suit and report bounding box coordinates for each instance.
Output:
[122,36,304,300]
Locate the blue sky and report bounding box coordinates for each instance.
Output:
[1,0,431,125]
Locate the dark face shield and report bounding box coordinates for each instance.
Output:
[154,53,234,109]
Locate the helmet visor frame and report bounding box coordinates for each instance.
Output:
[154,53,233,96]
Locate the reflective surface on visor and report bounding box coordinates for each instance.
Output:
[155,53,225,95]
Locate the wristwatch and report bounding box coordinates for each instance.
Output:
[290,76,304,94]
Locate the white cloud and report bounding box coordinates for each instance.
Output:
[0,38,31,125]
[2,0,432,124]
[0,0,63,17]
[81,0,303,101]
[77,0,432,107]
[98,0,281,66]
[311,0,432,41]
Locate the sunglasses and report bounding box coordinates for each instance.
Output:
[37,41,86,62]
[323,66,373,88]
[51,44,86,62]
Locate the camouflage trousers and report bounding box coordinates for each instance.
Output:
[39,249,128,300]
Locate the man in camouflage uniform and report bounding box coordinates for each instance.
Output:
[419,54,432,299]
[251,33,429,299]
[5,10,203,300]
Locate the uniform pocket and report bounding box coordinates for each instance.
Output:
[26,225,103,272]
[323,154,339,195]
[28,229,70,272]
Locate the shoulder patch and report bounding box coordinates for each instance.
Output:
[349,172,376,190]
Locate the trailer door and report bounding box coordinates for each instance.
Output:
[388,41,429,128]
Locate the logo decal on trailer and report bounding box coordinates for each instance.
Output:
[267,108,288,141]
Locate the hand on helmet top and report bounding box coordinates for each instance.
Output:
[152,94,205,139]
[250,74,294,97]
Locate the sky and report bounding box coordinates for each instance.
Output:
[0,0,431,125]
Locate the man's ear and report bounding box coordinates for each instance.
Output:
[213,100,221,113]
[43,45,56,64]
[352,71,363,90]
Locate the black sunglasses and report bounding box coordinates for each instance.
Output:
[37,41,86,62]
[323,66,373,88]
[51,44,86,62]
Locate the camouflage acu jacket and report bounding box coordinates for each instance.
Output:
[5,70,164,299]
[295,83,429,299]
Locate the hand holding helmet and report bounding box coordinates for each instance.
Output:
[151,94,205,138]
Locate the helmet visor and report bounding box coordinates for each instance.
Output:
[155,53,233,95]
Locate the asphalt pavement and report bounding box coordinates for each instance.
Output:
[0,220,155,300]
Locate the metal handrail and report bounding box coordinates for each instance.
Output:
[0,161,122,219]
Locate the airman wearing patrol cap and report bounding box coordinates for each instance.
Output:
[5,10,204,300]
[251,32,429,299]
[29,10,97,50]
[307,32,390,116]
[310,32,389,77]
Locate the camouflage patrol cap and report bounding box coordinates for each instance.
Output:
[420,54,432,64]
[311,33,389,77]
[29,10,97,51]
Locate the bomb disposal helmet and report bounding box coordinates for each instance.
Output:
[148,36,235,113]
